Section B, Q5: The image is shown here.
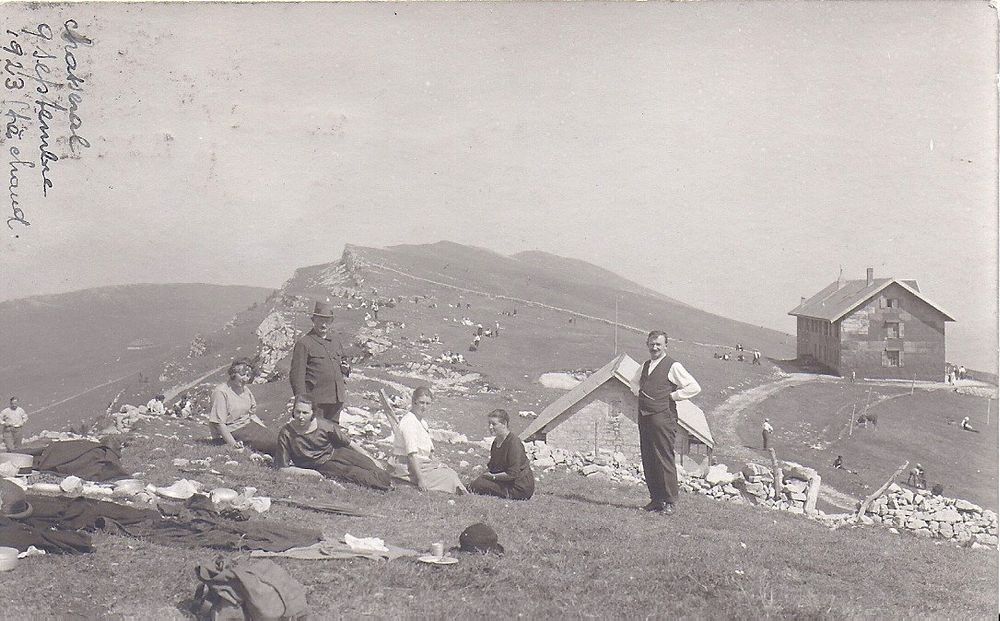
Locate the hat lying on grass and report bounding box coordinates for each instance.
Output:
[458,523,504,555]
[0,479,33,520]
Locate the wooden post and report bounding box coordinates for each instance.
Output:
[849,404,856,436]
[378,389,402,439]
[594,419,599,456]
[987,398,991,427]
[910,374,915,396]
[768,448,784,501]
[856,461,909,518]
[862,387,873,414]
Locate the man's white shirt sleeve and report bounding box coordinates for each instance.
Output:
[631,360,701,401]
[668,362,701,401]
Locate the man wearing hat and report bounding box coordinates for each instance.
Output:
[630,330,701,515]
[290,299,351,425]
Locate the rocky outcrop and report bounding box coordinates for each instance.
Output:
[187,334,208,358]
[254,311,299,382]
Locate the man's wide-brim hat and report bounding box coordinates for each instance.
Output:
[311,299,336,318]
[0,479,33,520]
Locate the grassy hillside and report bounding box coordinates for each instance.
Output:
[0,284,271,432]
[1,414,995,618]
[736,381,999,510]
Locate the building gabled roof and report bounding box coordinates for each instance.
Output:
[520,354,715,448]
[788,278,955,323]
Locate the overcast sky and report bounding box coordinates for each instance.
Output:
[2,2,997,371]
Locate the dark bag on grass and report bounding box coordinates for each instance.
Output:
[194,558,308,621]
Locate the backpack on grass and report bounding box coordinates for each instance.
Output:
[194,558,308,621]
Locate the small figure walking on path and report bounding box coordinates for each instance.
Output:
[761,418,774,450]
[752,349,761,365]
[907,464,926,489]
[833,455,844,469]
[0,396,27,450]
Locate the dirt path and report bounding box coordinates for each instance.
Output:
[164,364,230,402]
[32,370,142,416]
[709,373,860,510]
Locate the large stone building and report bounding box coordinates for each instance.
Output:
[788,268,954,381]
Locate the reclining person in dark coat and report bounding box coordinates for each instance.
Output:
[275,395,391,491]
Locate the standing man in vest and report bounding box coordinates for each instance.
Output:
[630,331,701,515]
[290,299,351,425]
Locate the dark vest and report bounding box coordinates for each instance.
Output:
[638,355,678,415]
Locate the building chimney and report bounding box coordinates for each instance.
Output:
[800,296,806,305]
[866,267,874,286]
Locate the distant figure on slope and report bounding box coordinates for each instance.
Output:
[172,394,192,418]
[275,395,391,490]
[208,359,277,455]
[833,455,844,469]
[761,418,774,450]
[960,416,978,432]
[958,365,967,380]
[907,464,926,489]
[146,394,166,416]
[468,409,534,500]
[630,330,701,515]
[290,299,351,425]
[752,349,762,365]
[0,396,27,450]
[495,321,501,335]
[389,387,466,494]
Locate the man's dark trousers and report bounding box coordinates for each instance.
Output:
[316,403,344,425]
[638,409,678,504]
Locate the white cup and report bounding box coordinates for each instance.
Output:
[430,542,444,558]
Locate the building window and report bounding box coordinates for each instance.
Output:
[887,298,900,309]
[886,322,900,338]
[885,350,901,367]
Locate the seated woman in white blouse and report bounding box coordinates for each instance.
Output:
[388,387,466,494]
[207,359,277,456]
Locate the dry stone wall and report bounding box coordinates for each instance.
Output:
[523,440,998,548]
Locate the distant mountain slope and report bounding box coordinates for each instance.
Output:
[510,250,689,306]
[352,241,789,351]
[0,283,271,425]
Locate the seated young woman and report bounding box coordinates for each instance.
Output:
[208,359,278,456]
[469,409,535,500]
[387,387,466,494]
[275,395,392,491]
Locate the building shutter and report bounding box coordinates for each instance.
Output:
[898,322,904,338]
